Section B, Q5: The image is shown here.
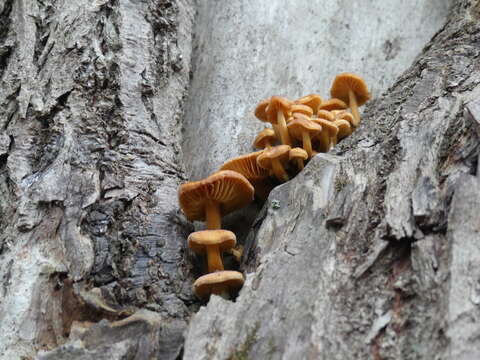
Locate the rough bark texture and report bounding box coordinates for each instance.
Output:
[0,0,195,358]
[183,1,480,359]
[1,0,479,359]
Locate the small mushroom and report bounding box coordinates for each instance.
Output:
[332,110,355,127]
[294,94,323,114]
[312,119,339,152]
[220,151,272,200]
[265,96,293,145]
[254,128,277,149]
[289,147,308,171]
[289,104,313,120]
[330,73,370,127]
[194,270,245,300]
[316,110,335,122]
[287,115,322,157]
[188,229,236,273]
[178,170,254,229]
[318,98,348,112]
[334,119,353,142]
[257,145,291,182]
[254,98,269,121]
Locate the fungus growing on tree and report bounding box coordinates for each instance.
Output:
[330,73,370,127]
[264,96,293,145]
[220,151,272,200]
[287,115,322,158]
[254,128,277,149]
[194,271,245,300]
[294,94,323,114]
[257,145,291,182]
[178,170,254,229]
[312,118,339,152]
[188,229,236,273]
[318,98,348,112]
[289,147,308,171]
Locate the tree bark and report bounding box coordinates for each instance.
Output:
[0,0,195,358]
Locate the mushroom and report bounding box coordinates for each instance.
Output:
[316,110,335,122]
[311,119,339,152]
[318,98,347,112]
[287,115,322,157]
[220,151,272,200]
[294,94,323,114]
[254,98,269,121]
[254,128,277,149]
[289,147,308,171]
[265,96,293,145]
[178,170,254,229]
[188,229,236,273]
[194,270,244,300]
[289,104,313,120]
[332,110,355,127]
[334,119,353,142]
[330,73,370,127]
[257,145,291,182]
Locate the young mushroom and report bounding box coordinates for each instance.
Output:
[194,270,245,300]
[287,114,322,158]
[332,110,355,128]
[257,145,292,182]
[289,147,308,171]
[254,128,277,149]
[316,110,335,122]
[220,151,272,200]
[334,119,353,143]
[178,170,254,229]
[188,229,236,273]
[294,94,323,115]
[289,104,314,120]
[330,73,370,127]
[317,98,348,112]
[311,118,339,152]
[265,96,293,145]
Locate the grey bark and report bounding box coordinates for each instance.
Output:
[0,0,478,359]
[0,0,195,359]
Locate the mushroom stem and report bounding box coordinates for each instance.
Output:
[212,286,230,300]
[302,131,313,158]
[206,244,224,273]
[205,200,221,230]
[277,110,291,146]
[271,158,289,182]
[317,132,331,153]
[348,89,360,127]
[296,158,304,171]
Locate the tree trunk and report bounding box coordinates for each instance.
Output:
[1,0,479,359]
[0,0,195,359]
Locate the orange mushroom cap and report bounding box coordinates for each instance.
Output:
[178,170,254,222]
[194,271,245,299]
[330,73,370,106]
[332,110,355,127]
[316,110,335,121]
[289,147,308,161]
[287,116,322,141]
[265,96,293,124]
[318,98,348,112]
[188,230,236,254]
[334,119,353,140]
[254,99,270,121]
[294,94,323,114]
[220,151,269,181]
[257,145,291,170]
[253,128,277,149]
[289,104,313,118]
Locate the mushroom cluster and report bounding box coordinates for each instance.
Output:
[178,73,369,301]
